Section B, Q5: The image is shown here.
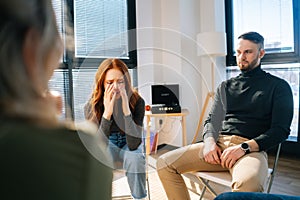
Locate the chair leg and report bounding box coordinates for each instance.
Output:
[199,184,207,200]
[266,173,275,193]
[267,143,281,193]
[146,174,151,200]
[198,177,218,198]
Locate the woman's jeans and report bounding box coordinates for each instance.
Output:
[108,133,147,199]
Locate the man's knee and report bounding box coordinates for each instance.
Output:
[232,176,264,192]
[156,154,170,172]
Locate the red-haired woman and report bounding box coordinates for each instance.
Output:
[85,58,147,200]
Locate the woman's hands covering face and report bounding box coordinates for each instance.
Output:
[102,84,116,120]
[119,84,130,116]
[102,81,131,119]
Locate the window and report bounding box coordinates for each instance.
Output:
[74,0,128,59]
[225,0,300,142]
[50,0,137,120]
[72,0,137,69]
[226,0,300,65]
[52,0,63,34]
[52,0,65,63]
[48,69,71,120]
[234,0,294,53]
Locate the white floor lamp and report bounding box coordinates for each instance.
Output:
[192,32,227,144]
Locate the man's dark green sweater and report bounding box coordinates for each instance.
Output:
[203,65,294,151]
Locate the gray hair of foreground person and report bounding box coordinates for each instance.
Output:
[0,0,63,124]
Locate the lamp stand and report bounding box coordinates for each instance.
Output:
[192,61,215,144]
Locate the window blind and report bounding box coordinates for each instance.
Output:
[74,0,129,59]
[52,0,63,35]
[72,68,97,122]
[48,69,70,120]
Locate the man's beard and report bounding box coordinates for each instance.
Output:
[239,56,260,72]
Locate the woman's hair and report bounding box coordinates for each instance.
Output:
[86,58,141,124]
[0,0,63,123]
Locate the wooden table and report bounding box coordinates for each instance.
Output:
[145,109,189,155]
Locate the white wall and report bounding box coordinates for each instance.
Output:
[136,0,227,146]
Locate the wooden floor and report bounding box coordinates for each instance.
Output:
[269,154,300,196]
[112,145,300,200]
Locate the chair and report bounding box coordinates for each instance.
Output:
[183,143,282,200]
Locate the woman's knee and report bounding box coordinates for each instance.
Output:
[123,151,145,171]
[124,150,145,163]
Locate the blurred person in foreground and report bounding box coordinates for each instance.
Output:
[156,31,294,199]
[85,58,147,200]
[0,1,112,200]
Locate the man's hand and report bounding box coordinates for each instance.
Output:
[203,137,222,165]
[220,145,245,168]
[220,140,259,168]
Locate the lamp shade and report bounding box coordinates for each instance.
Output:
[197,32,227,57]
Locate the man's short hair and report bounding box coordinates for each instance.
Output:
[238,32,264,49]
